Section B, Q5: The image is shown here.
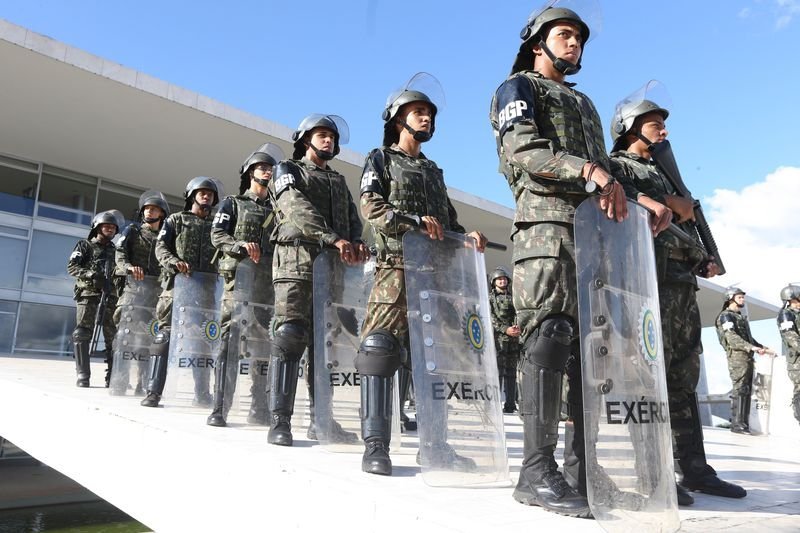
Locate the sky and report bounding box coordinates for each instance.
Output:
[2,0,799,396]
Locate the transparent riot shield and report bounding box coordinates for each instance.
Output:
[403,231,509,487]
[227,260,274,424]
[109,275,160,396]
[312,250,401,452]
[575,199,679,532]
[750,353,774,434]
[163,272,223,410]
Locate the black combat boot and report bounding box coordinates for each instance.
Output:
[503,373,518,413]
[74,340,91,388]
[361,374,393,475]
[676,483,694,506]
[141,335,169,408]
[681,465,747,498]
[267,356,300,446]
[104,348,113,388]
[398,366,417,431]
[247,362,270,425]
[731,393,751,435]
[207,339,230,427]
[416,378,477,473]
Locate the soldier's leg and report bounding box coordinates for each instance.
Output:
[141,292,172,408]
[788,356,800,424]
[72,297,98,387]
[102,300,118,388]
[398,363,416,431]
[108,303,129,395]
[208,284,234,427]
[727,353,752,434]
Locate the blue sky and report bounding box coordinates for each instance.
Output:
[3,0,800,398]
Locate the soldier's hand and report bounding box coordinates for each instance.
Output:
[699,260,721,279]
[506,325,521,337]
[334,239,357,266]
[128,265,145,281]
[175,261,191,274]
[592,167,627,222]
[467,231,487,253]
[242,242,261,264]
[420,216,444,241]
[354,242,370,263]
[664,195,696,224]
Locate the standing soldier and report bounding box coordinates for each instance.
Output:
[609,93,746,503]
[112,191,169,395]
[68,210,121,388]
[206,143,284,427]
[489,4,627,517]
[358,76,487,476]
[777,284,800,426]
[140,177,220,408]
[489,267,520,413]
[716,287,770,435]
[267,114,368,446]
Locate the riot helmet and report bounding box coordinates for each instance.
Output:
[511,0,600,76]
[490,267,511,286]
[724,286,746,303]
[88,209,124,240]
[610,80,671,152]
[137,190,170,224]
[238,143,286,194]
[780,284,800,304]
[184,176,222,212]
[382,72,445,146]
[291,114,349,161]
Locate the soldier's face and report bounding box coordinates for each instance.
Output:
[790,299,800,310]
[308,128,335,152]
[541,22,583,64]
[733,294,746,307]
[397,102,433,133]
[252,163,274,180]
[495,277,509,289]
[638,112,668,144]
[98,223,117,238]
[143,205,164,220]
[195,188,215,206]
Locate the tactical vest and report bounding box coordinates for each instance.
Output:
[376,149,452,256]
[172,212,216,273]
[716,310,755,352]
[217,195,274,274]
[127,224,160,276]
[490,290,516,342]
[75,239,115,296]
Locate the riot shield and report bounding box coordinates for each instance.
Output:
[227,259,274,424]
[403,231,509,487]
[109,275,160,396]
[750,353,774,434]
[312,250,401,452]
[575,199,679,532]
[163,271,223,410]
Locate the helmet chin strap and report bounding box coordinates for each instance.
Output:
[143,216,162,224]
[306,142,335,161]
[397,118,432,143]
[253,177,270,187]
[194,198,212,214]
[539,40,581,75]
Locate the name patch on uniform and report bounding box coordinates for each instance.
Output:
[274,173,295,193]
[494,76,535,136]
[722,322,734,331]
[213,212,230,225]
[360,170,380,192]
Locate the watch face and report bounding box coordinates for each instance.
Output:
[584,179,597,194]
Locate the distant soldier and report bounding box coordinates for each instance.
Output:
[776,284,800,426]
[489,267,520,413]
[67,210,121,388]
[140,177,220,408]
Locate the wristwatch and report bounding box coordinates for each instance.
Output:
[584,178,598,194]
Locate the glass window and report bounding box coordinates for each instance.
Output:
[0,159,38,217]
[96,187,140,227]
[26,230,80,297]
[0,300,17,353]
[37,169,97,226]
[0,235,27,290]
[15,302,75,355]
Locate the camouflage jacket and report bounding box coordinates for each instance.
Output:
[67,237,116,300]
[489,288,518,345]
[270,157,363,247]
[360,145,465,264]
[115,223,161,277]
[716,308,763,355]
[777,307,800,357]
[156,211,217,288]
[212,190,274,275]
[489,70,608,232]
[610,151,705,286]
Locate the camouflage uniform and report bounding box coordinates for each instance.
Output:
[490,69,606,498]
[489,285,520,412]
[611,150,714,478]
[776,307,800,423]
[716,309,763,396]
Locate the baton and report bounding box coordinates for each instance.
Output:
[385,211,507,251]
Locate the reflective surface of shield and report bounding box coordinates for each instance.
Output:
[228,260,274,422]
[163,272,223,409]
[312,250,401,452]
[403,231,509,487]
[109,275,160,396]
[575,199,679,532]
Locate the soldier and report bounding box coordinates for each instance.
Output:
[267,114,368,446]
[140,177,220,408]
[609,95,746,503]
[777,284,800,426]
[716,287,771,435]
[358,77,487,476]
[489,5,628,517]
[67,210,121,388]
[206,143,284,427]
[112,191,169,395]
[489,267,520,413]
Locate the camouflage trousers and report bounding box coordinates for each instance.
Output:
[75,295,117,346]
[495,341,520,377]
[787,353,800,398]
[155,289,173,334]
[361,265,409,357]
[726,350,754,396]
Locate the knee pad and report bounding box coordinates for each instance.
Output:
[355,329,402,378]
[154,330,170,345]
[273,322,307,361]
[523,316,574,371]
[72,327,92,342]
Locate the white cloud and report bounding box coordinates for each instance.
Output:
[739,7,752,18]
[775,0,800,28]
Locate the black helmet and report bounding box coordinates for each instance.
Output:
[238,143,286,194]
[88,209,123,239]
[724,286,746,302]
[780,284,800,303]
[184,177,222,211]
[490,267,511,285]
[382,72,444,146]
[137,190,170,223]
[291,114,349,160]
[512,4,591,75]
[610,99,669,150]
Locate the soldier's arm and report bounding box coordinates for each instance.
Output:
[778,311,800,353]
[67,240,93,280]
[345,188,364,243]
[359,149,415,235]
[272,162,340,246]
[720,317,760,352]
[445,196,467,234]
[488,294,504,335]
[210,197,246,255]
[114,224,136,275]
[155,217,182,269]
